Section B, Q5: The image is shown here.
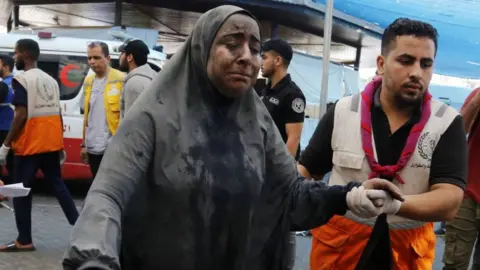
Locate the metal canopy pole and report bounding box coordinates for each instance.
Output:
[354,46,362,71]
[13,5,19,29]
[114,0,122,26]
[319,0,334,119]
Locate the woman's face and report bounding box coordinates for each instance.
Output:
[207,14,261,98]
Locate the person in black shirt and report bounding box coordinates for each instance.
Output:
[260,38,306,269]
[260,38,306,161]
[298,18,467,269]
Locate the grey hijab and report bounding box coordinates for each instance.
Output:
[62,5,353,270]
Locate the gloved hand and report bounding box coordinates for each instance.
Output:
[346,186,383,219]
[362,178,405,202]
[366,189,402,215]
[60,150,67,165]
[0,144,10,165]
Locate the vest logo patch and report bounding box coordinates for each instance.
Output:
[36,77,56,102]
[269,97,279,105]
[417,132,440,162]
[108,88,120,96]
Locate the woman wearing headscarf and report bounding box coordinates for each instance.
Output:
[62,5,403,270]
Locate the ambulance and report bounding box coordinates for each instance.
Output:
[0,32,168,180]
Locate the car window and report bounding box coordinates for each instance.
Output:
[37,54,89,100]
[110,59,120,70]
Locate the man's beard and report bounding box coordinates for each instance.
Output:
[0,70,4,78]
[384,74,424,110]
[393,91,423,110]
[119,60,129,73]
[15,61,25,71]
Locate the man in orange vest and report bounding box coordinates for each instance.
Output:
[0,39,79,252]
[298,18,467,269]
[80,42,124,179]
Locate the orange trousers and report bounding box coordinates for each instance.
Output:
[310,215,436,270]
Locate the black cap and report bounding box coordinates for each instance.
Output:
[118,39,150,56]
[262,38,293,62]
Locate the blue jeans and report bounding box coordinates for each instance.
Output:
[13,151,79,245]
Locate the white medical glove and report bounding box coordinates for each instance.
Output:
[346,186,382,219]
[366,189,402,215]
[60,150,67,165]
[0,144,10,165]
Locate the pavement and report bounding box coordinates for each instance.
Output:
[0,182,449,270]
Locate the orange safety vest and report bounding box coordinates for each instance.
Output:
[12,68,63,156]
[310,216,436,270]
[310,94,458,270]
[82,68,124,140]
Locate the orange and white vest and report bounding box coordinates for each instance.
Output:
[329,93,458,229]
[13,68,63,156]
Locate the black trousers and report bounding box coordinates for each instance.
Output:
[13,151,79,244]
[87,153,104,179]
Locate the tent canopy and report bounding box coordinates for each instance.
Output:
[289,51,360,104]
[315,0,480,79]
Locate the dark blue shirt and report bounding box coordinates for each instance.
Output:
[11,79,27,107]
[0,76,15,130]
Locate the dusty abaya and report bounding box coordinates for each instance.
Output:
[62,5,360,270]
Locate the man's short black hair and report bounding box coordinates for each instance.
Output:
[0,54,14,72]
[381,18,438,56]
[16,39,40,61]
[88,41,110,57]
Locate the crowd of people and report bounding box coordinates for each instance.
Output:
[0,4,478,270]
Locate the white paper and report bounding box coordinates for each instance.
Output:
[0,183,31,198]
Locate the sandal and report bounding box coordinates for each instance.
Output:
[0,241,36,252]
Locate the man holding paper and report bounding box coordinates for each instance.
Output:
[0,39,79,252]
